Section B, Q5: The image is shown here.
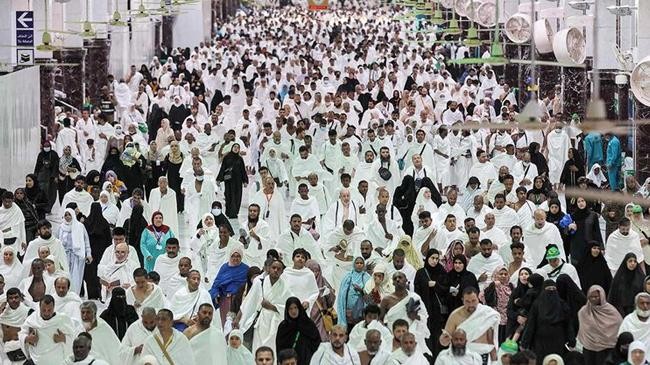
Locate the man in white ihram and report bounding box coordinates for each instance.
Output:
[387,332,429,365]
[53,277,83,324]
[19,295,78,365]
[310,325,361,364]
[78,301,121,364]
[434,329,483,364]
[121,307,157,365]
[141,309,196,365]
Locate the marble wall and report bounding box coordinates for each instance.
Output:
[84,38,110,108]
[53,48,84,109]
[39,65,55,135]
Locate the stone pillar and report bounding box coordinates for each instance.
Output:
[562,64,588,120]
[84,38,111,108]
[636,103,650,182]
[162,16,175,52]
[39,65,55,138]
[53,48,85,110]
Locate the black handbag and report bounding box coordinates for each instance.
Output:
[6,348,26,362]
[378,162,392,181]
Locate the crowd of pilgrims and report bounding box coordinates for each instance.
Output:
[3,1,650,365]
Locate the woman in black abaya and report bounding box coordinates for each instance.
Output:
[608,252,645,316]
[442,254,478,311]
[393,175,418,235]
[576,241,612,295]
[528,142,549,178]
[566,196,602,265]
[123,204,148,267]
[521,280,576,364]
[100,287,138,340]
[414,249,448,357]
[560,148,586,213]
[217,143,248,219]
[276,297,321,365]
[555,274,587,335]
[84,202,113,299]
[164,141,184,212]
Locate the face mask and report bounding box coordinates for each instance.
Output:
[196,176,204,181]
[212,208,222,216]
[43,147,51,152]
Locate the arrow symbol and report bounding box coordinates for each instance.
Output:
[17,12,33,28]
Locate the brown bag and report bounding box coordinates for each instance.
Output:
[315,299,337,332]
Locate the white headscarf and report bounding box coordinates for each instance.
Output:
[586,163,607,188]
[0,246,23,289]
[628,340,648,365]
[414,187,438,215]
[226,329,254,365]
[60,208,86,258]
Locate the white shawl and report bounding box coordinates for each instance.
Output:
[60,208,87,258]
[605,229,643,273]
[457,304,501,355]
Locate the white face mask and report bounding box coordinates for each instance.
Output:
[211,208,222,216]
[196,175,204,181]
[43,147,51,152]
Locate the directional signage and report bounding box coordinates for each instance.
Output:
[15,11,35,66]
[16,29,34,46]
[16,49,34,66]
[16,11,34,29]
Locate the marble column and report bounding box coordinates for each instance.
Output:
[39,64,55,137]
[636,103,650,182]
[84,38,110,108]
[162,16,175,52]
[53,47,85,109]
[562,61,589,120]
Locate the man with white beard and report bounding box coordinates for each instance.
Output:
[122,307,157,365]
[78,301,121,365]
[24,220,69,276]
[523,210,566,266]
[0,288,32,365]
[19,295,78,365]
[434,329,483,365]
[53,277,82,325]
[619,293,650,348]
[148,176,179,237]
[97,243,138,302]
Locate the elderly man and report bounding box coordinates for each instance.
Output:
[619,292,650,348]
[0,288,31,364]
[535,245,581,288]
[97,242,138,302]
[434,329,483,365]
[63,334,110,365]
[184,303,227,365]
[357,329,391,365]
[53,277,83,323]
[168,270,212,332]
[98,228,140,275]
[523,209,565,266]
[310,325,361,364]
[79,301,121,364]
[441,287,500,363]
[122,307,157,365]
[19,295,78,365]
[387,332,429,365]
[141,309,196,365]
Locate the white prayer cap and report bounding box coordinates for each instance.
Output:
[54,106,62,115]
[138,355,159,365]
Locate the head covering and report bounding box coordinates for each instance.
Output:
[628,340,648,365]
[611,332,635,364]
[545,245,561,260]
[442,240,465,272]
[85,202,111,237]
[609,252,646,316]
[577,285,623,351]
[534,280,570,325]
[395,235,423,270]
[305,259,333,294]
[60,208,87,258]
[542,354,564,365]
[364,262,394,297]
[146,211,170,234]
[0,246,23,289]
[99,287,138,340]
[276,297,322,364]
[211,250,249,298]
[586,163,607,188]
[226,329,254,365]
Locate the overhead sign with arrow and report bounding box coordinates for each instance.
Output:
[15,11,35,65]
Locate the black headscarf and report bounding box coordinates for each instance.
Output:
[85,202,111,237]
[608,252,645,316]
[99,287,138,340]
[517,273,545,315]
[24,173,42,202]
[276,297,321,365]
[415,249,448,317]
[126,205,148,246]
[556,274,587,333]
[576,241,612,295]
[528,142,549,177]
[605,332,634,365]
[535,280,570,324]
[101,147,122,176]
[545,198,565,224]
[444,254,478,310]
